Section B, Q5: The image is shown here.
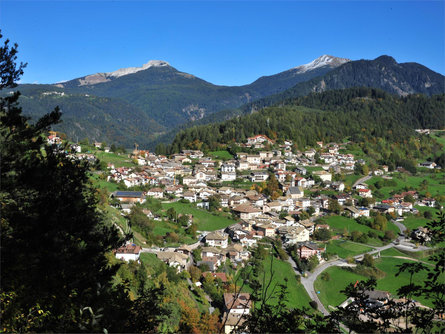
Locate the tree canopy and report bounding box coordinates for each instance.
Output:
[0,31,136,332]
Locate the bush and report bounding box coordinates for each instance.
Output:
[362,254,375,267]
[309,300,318,310]
[321,272,331,281]
[424,211,433,219]
[367,230,378,239]
[383,230,396,241]
[314,228,332,241]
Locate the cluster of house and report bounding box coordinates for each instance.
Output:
[372,190,433,216]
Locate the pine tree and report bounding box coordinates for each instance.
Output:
[0,31,132,332]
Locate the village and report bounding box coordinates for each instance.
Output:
[50,132,444,333]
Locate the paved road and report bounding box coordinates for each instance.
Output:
[295,220,427,318]
[352,173,372,188]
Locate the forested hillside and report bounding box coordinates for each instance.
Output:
[194,56,445,126]
[165,88,445,168]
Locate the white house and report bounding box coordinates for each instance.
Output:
[146,187,164,199]
[205,231,229,248]
[313,170,332,182]
[115,244,142,262]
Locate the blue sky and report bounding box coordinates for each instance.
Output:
[1,0,444,85]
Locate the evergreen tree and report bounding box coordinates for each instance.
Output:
[0,31,133,332]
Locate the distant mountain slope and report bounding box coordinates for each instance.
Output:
[201,55,445,122]
[17,91,164,147]
[11,55,444,148]
[167,87,445,153]
[10,55,347,146]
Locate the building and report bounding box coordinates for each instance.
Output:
[146,187,164,199]
[111,191,145,204]
[233,204,262,220]
[156,252,190,272]
[205,232,229,248]
[287,186,304,199]
[298,242,325,259]
[313,170,332,182]
[223,293,252,334]
[114,244,142,262]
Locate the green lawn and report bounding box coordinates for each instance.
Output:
[209,150,233,160]
[402,206,441,230]
[325,216,385,246]
[431,132,445,147]
[379,247,408,257]
[326,240,373,258]
[161,202,237,231]
[90,173,119,193]
[314,266,365,309]
[315,257,438,310]
[344,174,362,187]
[366,172,445,199]
[374,257,433,307]
[236,255,312,309]
[94,151,135,168]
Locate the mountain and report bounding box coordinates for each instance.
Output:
[10,55,444,148]
[10,55,348,146]
[225,55,445,118]
[241,55,350,96]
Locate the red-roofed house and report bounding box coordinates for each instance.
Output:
[115,244,142,262]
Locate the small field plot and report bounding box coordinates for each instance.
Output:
[209,150,233,160]
[236,255,312,310]
[326,240,373,258]
[162,202,236,231]
[325,216,385,246]
[95,151,135,168]
[314,266,366,310]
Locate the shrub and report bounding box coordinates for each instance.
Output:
[321,272,331,281]
[309,300,318,310]
[383,230,396,241]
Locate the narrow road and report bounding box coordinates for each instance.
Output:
[295,220,428,319]
[352,173,372,188]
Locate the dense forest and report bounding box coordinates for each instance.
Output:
[162,88,445,169]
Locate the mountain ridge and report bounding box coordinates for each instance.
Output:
[10,54,445,148]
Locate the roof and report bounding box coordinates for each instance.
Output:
[224,293,252,310]
[222,312,247,326]
[157,252,189,263]
[364,290,390,300]
[113,191,144,198]
[115,244,142,255]
[233,204,261,213]
[206,231,228,241]
[203,272,228,282]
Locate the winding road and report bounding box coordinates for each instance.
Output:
[291,221,427,316]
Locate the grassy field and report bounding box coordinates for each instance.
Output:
[315,257,436,310]
[94,151,135,168]
[344,174,362,187]
[314,266,365,309]
[209,150,233,160]
[161,202,236,231]
[236,255,312,309]
[366,172,445,199]
[90,173,119,193]
[403,206,440,230]
[374,257,432,307]
[326,240,373,258]
[379,247,408,257]
[431,132,445,147]
[325,215,385,246]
